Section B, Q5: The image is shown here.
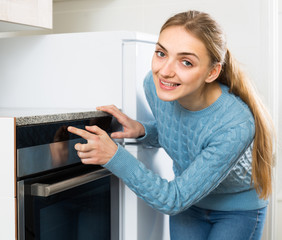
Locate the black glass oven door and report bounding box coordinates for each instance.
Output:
[18,166,114,240]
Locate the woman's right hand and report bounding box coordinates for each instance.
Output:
[96,105,145,139]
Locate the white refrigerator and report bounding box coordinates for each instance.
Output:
[122,38,174,240]
[0,32,174,239]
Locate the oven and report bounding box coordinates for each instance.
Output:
[15,112,120,240]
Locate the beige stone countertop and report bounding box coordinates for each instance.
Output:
[0,108,110,126]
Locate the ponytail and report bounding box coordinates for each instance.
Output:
[218,49,275,199]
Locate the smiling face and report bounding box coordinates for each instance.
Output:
[151,26,221,110]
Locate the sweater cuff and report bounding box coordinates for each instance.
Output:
[136,121,160,147]
[102,144,140,180]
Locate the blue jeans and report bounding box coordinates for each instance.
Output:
[170,206,267,240]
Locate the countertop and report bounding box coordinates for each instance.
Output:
[0,108,110,126]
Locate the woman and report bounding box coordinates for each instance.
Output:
[68,10,274,239]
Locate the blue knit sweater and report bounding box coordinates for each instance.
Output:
[104,71,268,215]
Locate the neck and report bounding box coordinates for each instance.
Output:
[178,82,222,111]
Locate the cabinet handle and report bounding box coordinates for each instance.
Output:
[30,168,111,197]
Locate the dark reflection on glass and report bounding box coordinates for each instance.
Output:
[16,116,113,149]
[25,176,111,240]
[50,126,69,167]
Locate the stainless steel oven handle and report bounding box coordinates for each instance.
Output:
[30,168,111,197]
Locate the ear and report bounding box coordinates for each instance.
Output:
[205,63,222,83]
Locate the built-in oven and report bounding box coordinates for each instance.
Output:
[15,112,120,240]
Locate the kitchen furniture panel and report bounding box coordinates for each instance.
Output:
[0,197,16,239]
[0,32,131,109]
[0,118,15,198]
[0,118,16,239]
[0,0,52,32]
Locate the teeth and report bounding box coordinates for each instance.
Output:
[161,80,179,87]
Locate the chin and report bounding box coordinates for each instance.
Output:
[156,90,176,102]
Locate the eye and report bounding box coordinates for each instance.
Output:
[182,60,192,67]
[155,50,166,58]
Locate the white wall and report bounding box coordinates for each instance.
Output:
[277,1,282,240]
[51,0,273,110]
[0,0,272,103]
[53,0,259,40]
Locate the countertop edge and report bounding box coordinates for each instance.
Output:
[16,110,110,126]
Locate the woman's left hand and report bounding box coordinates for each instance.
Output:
[67,125,118,165]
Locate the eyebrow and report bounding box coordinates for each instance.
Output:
[156,42,200,60]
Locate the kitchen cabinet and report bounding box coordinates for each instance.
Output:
[0,0,52,32]
[0,117,15,239]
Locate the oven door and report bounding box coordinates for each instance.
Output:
[17,165,119,240]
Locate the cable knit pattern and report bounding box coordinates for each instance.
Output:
[104,71,268,214]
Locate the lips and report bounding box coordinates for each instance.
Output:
[159,79,180,90]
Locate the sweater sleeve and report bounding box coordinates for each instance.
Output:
[103,118,255,215]
[135,71,160,147]
[136,120,161,148]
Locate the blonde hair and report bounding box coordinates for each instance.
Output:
[161,10,275,199]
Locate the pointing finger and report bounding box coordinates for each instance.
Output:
[68,126,93,140]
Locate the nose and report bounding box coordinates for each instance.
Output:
[159,59,175,78]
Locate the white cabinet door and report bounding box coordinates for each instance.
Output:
[0,32,125,109]
[0,118,16,239]
[0,0,52,31]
